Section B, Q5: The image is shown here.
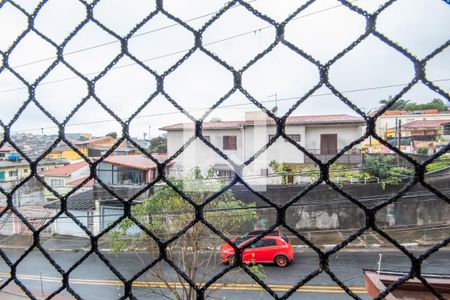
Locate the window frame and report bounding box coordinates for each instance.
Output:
[269,134,301,142]
[223,136,237,150]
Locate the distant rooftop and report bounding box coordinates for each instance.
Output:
[377,109,450,117]
[44,190,95,211]
[402,120,450,129]
[74,136,116,146]
[40,161,88,177]
[160,114,364,131]
[100,154,167,170]
[0,159,68,169]
[66,176,94,187]
[0,146,14,152]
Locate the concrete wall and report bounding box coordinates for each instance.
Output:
[230,174,450,231]
[53,210,90,237]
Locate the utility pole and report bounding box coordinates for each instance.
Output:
[268,93,278,114]
[397,119,402,165]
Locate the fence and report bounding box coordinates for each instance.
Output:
[0,0,449,299]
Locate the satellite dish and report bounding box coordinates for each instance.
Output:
[271,106,278,113]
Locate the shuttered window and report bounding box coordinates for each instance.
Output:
[223,136,237,150]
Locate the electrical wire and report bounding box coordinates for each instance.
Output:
[7,77,450,133]
[6,0,354,71]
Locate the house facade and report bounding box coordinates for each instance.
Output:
[161,113,365,182]
[0,146,15,161]
[46,145,89,161]
[0,159,68,183]
[39,161,91,201]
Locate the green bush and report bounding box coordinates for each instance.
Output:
[417,147,429,155]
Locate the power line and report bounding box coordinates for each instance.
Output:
[8,0,258,70]
[0,0,362,95]
[8,77,450,133]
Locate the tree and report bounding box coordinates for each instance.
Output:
[404,98,448,111]
[379,97,409,110]
[106,131,117,139]
[149,134,167,153]
[109,168,261,300]
[362,155,413,188]
[209,117,223,122]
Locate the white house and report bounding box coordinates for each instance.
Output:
[39,161,91,201]
[161,112,365,184]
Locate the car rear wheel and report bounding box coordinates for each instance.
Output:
[274,255,289,267]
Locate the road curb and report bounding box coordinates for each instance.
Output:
[2,244,447,253]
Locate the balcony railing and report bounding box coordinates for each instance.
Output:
[304,149,362,164]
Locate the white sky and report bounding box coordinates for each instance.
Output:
[0,0,449,139]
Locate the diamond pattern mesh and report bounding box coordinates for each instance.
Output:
[0,0,449,299]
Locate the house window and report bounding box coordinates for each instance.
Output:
[223,136,237,150]
[50,178,65,188]
[260,169,269,176]
[217,170,234,179]
[87,211,94,232]
[269,134,301,142]
[97,163,145,185]
[9,170,18,177]
[287,134,301,142]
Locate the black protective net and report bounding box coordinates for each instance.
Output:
[0,0,449,299]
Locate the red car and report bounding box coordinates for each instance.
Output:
[220,230,294,267]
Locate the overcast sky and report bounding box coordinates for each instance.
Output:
[0,0,449,140]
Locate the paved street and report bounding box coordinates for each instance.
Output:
[0,249,449,299]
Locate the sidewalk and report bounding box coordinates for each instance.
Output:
[1,232,448,253]
[0,284,73,300]
[0,234,90,251]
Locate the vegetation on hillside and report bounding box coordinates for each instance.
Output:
[379,98,448,111]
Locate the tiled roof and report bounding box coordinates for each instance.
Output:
[0,146,14,152]
[403,120,450,129]
[160,114,364,131]
[74,136,115,146]
[412,141,435,148]
[44,190,95,211]
[40,161,88,176]
[66,176,94,187]
[378,109,448,116]
[101,154,166,170]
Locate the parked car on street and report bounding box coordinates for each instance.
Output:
[220,230,294,267]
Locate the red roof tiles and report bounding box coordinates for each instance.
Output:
[102,154,167,170]
[66,176,94,187]
[40,161,88,177]
[160,114,364,131]
[403,120,450,129]
[0,146,14,152]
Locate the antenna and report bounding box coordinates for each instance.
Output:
[269,93,278,114]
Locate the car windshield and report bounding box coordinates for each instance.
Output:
[234,230,281,246]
